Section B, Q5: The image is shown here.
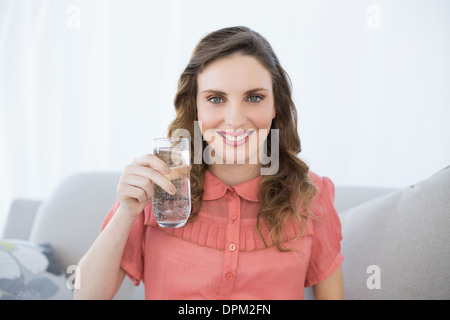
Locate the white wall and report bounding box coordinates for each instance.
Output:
[1,0,449,235]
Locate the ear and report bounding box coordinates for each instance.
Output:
[272,106,276,119]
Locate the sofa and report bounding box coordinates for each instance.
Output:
[1,165,449,300]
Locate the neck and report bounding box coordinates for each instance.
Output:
[208,164,261,186]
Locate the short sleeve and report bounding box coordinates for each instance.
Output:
[305,175,344,287]
[101,199,145,286]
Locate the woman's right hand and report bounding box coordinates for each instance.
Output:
[115,154,179,220]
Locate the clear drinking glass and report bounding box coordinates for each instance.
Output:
[152,137,191,228]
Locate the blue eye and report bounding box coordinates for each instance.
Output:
[248,96,263,103]
[208,97,224,104]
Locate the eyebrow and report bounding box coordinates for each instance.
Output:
[201,88,269,96]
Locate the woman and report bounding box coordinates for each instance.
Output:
[74,26,344,300]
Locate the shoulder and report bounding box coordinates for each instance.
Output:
[308,170,335,199]
[305,171,343,256]
[307,170,337,217]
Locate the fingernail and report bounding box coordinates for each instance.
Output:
[170,186,177,194]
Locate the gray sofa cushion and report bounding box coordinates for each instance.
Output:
[339,166,450,299]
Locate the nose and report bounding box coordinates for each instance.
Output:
[224,102,246,129]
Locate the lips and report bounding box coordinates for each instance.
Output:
[217,130,254,147]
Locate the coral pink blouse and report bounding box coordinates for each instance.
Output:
[102,170,343,300]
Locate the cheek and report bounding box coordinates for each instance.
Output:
[197,105,219,132]
[196,104,223,144]
[251,108,275,131]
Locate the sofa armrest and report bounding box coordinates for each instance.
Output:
[3,199,42,240]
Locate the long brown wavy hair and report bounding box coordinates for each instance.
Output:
[168,26,316,251]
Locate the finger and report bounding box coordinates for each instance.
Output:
[122,174,153,199]
[121,184,149,203]
[133,154,171,174]
[165,165,191,181]
[125,162,169,180]
[148,170,178,195]
[127,164,177,195]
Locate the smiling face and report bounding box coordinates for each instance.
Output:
[196,53,276,166]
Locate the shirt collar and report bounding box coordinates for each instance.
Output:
[202,169,261,202]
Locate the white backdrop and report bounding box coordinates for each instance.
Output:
[1,0,449,236]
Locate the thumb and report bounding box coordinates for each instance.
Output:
[165,165,191,180]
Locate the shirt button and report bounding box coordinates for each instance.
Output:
[229,189,237,197]
[230,213,237,221]
[228,243,236,252]
[225,272,233,280]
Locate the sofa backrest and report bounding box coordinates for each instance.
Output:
[27,171,145,299]
[29,172,121,270]
[339,165,450,299]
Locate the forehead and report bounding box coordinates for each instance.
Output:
[197,54,272,93]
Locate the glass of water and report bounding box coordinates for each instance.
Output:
[152,137,191,228]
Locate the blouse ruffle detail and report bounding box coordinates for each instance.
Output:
[143,207,313,252]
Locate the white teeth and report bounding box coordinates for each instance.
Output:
[224,134,247,142]
[218,131,253,142]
